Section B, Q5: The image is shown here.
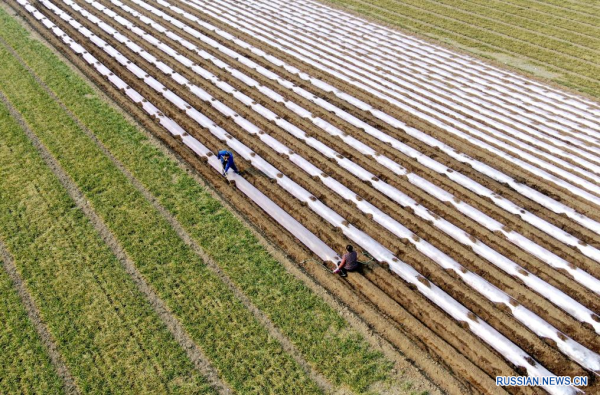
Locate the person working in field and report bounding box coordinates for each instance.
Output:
[217,149,240,176]
[333,245,361,277]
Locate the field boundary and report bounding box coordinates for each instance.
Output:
[318,0,599,76]
[0,34,333,393]
[0,86,233,395]
[312,0,600,101]
[0,238,79,395]
[381,0,600,56]
[0,4,448,393]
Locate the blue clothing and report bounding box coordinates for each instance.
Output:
[217,150,238,174]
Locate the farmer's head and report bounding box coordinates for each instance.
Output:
[346,245,353,252]
[224,153,230,159]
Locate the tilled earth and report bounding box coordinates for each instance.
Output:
[13,0,600,393]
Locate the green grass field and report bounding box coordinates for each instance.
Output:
[320,0,600,98]
[0,6,397,394]
[0,95,216,394]
[0,265,64,394]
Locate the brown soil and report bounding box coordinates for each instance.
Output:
[13,0,600,393]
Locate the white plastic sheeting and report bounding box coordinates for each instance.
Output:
[33,1,587,390]
[186,0,600,206]
[205,0,600,174]
[222,0,600,146]
[295,0,600,128]
[132,0,600,271]
[163,0,600,234]
[108,0,600,329]
[61,0,600,371]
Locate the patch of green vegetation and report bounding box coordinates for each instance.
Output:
[0,7,394,393]
[499,0,600,23]
[440,0,600,39]
[0,97,214,394]
[0,264,64,394]
[0,45,320,395]
[317,0,600,98]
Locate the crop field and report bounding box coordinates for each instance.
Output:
[1,0,599,394]
[320,0,600,99]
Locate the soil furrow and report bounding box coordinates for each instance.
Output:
[171,0,600,218]
[115,0,600,347]
[77,0,598,375]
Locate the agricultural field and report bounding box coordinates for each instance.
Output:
[0,0,598,394]
[320,0,600,99]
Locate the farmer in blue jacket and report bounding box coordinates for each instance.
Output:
[217,149,239,176]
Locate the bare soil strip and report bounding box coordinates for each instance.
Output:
[56,0,593,383]
[0,238,80,395]
[0,83,232,395]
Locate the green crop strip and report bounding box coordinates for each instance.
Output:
[451,0,600,38]
[0,7,394,393]
[414,0,600,51]
[0,41,321,395]
[498,0,600,21]
[0,258,64,394]
[318,0,600,98]
[0,96,214,394]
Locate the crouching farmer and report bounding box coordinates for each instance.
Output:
[333,245,361,277]
[217,149,239,176]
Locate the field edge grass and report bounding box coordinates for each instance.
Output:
[0,5,411,393]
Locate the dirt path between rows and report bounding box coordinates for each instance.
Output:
[2,3,451,395]
[0,75,233,395]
